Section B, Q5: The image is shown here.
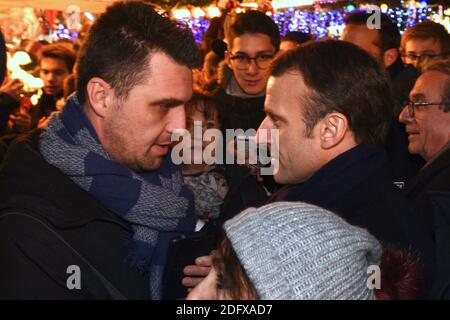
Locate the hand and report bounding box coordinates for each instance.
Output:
[182,255,213,289]
[0,79,24,101]
[9,111,32,133]
[37,116,49,128]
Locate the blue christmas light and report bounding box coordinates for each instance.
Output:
[179,3,447,43]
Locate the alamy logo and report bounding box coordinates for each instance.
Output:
[367,265,381,290]
[366,5,382,30]
[66,265,81,290]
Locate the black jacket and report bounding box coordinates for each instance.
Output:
[404,147,450,299]
[213,86,266,132]
[0,130,149,299]
[212,62,266,131]
[218,164,269,225]
[405,147,450,230]
[0,93,20,136]
[267,144,434,286]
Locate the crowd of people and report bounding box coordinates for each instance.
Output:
[0,0,449,300]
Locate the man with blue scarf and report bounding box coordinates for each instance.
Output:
[0,1,200,299]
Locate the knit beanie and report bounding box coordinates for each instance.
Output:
[223,202,382,300]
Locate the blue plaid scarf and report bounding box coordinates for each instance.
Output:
[39,95,195,299]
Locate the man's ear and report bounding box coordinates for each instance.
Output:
[319,112,349,149]
[225,51,233,69]
[86,77,113,118]
[383,48,399,69]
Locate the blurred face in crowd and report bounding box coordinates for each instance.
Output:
[226,33,276,95]
[186,107,220,160]
[257,72,326,185]
[399,70,450,162]
[89,51,193,172]
[402,38,443,71]
[343,24,383,63]
[40,57,70,96]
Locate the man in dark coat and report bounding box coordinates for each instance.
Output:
[258,40,434,292]
[0,1,200,299]
[399,59,450,299]
[342,10,424,186]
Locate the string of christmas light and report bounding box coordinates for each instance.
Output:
[51,24,80,41]
[181,1,447,43]
[181,17,211,44]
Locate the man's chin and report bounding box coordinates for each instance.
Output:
[44,88,60,96]
[407,145,420,157]
[243,87,265,96]
[138,156,166,172]
[273,172,286,184]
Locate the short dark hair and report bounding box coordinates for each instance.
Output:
[271,40,392,146]
[39,43,76,73]
[76,1,200,105]
[401,20,450,56]
[344,10,400,52]
[227,10,280,51]
[282,31,314,45]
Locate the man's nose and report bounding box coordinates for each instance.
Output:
[399,105,414,124]
[45,73,56,82]
[166,105,186,133]
[412,59,422,71]
[246,59,259,74]
[256,116,273,145]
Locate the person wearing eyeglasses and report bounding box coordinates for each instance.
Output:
[401,21,449,72]
[212,10,280,132]
[399,59,450,299]
[399,59,450,170]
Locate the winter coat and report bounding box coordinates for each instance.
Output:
[212,62,266,131]
[267,144,435,294]
[404,146,450,299]
[0,130,150,299]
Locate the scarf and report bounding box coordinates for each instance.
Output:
[39,95,195,299]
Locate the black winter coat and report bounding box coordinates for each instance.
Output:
[0,131,149,299]
[267,144,435,291]
[404,147,450,299]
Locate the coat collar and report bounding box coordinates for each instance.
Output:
[268,144,390,210]
[405,145,450,196]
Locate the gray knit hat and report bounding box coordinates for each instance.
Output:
[223,202,382,300]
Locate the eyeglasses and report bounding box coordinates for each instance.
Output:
[402,52,446,62]
[228,53,275,70]
[404,100,450,117]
